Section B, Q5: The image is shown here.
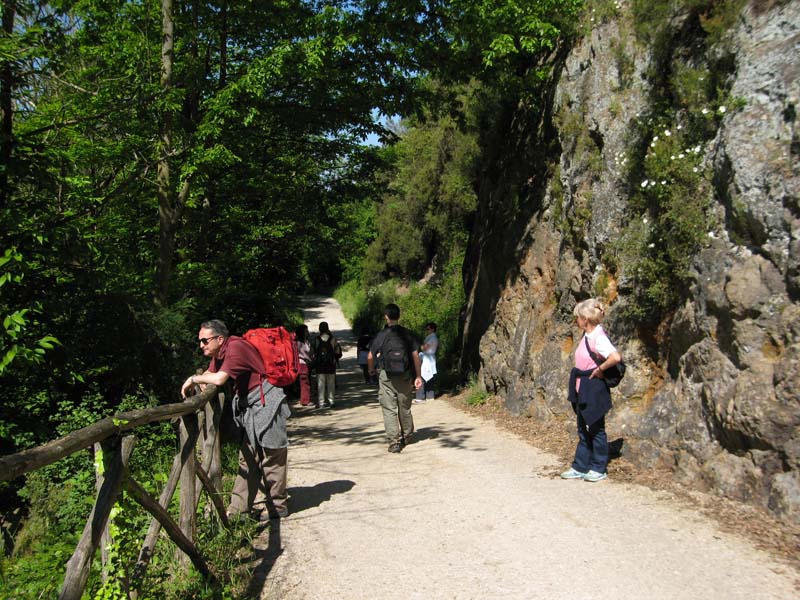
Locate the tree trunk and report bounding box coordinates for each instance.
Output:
[219,1,228,88]
[0,0,16,210]
[155,0,189,306]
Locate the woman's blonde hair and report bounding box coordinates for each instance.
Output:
[573,298,606,325]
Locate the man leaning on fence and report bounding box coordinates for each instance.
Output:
[180,319,290,520]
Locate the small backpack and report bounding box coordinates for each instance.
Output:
[314,336,337,370]
[243,327,300,388]
[381,327,411,376]
[584,337,626,388]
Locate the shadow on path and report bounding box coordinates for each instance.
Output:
[287,480,356,515]
[241,521,282,599]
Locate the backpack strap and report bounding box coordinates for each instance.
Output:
[583,336,604,369]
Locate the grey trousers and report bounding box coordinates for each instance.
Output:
[228,442,288,515]
[378,370,414,443]
[317,373,335,405]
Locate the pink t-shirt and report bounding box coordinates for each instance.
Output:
[574,325,617,392]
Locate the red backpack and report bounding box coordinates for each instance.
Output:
[243,326,300,389]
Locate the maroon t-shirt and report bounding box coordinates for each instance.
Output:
[208,336,265,399]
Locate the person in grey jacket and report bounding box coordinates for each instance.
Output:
[181,319,290,519]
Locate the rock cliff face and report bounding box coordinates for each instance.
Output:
[460,1,800,521]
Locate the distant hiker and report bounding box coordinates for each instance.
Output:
[367,303,423,453]
[560,299,623,483]
[357,332,377,384]
[415,322,439,402]
[295,324,313,406]
[181,319,290,519]
[312,321,342,408]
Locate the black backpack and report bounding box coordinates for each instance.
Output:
[315,336,336,370]
[584,337,626,388]
[381,327,411,375]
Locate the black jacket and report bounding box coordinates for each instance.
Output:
[568,367,612,426]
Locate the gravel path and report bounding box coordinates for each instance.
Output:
[250,296,798,600]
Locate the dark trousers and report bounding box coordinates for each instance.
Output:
[572,412,608,474]
[298,363,311,405]
[228,443,288,516]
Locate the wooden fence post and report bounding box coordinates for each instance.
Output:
[129,452,183,598]
[125,477,219,587]
[178,412,199,569]
[93,442,113,583]
[196,392,225,516]
[209,392,224,492]
[59,436,135,600]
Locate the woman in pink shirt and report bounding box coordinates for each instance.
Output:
[561,299,623,483]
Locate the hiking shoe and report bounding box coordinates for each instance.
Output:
[583,470,608,482]
[388,442,403,453]
[560,468,587,480]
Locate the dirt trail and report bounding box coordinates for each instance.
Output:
[249,296,798,600]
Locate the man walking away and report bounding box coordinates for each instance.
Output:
[312,321,342,408]
[181,319,290,520]
[367,303,423,453]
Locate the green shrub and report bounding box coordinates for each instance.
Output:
[611,0,744,323]
[632,0,747,45]
[464,375,489,406]
[616,115,718,321]
[336,255,465,375]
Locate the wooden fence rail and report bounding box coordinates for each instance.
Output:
[0,385,228,600]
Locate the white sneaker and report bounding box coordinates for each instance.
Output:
[560,468,586,480]
[583,470,607,482]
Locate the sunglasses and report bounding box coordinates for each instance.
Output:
[199,336,220,346]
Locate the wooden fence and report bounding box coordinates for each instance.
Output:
[0,384,228,599]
